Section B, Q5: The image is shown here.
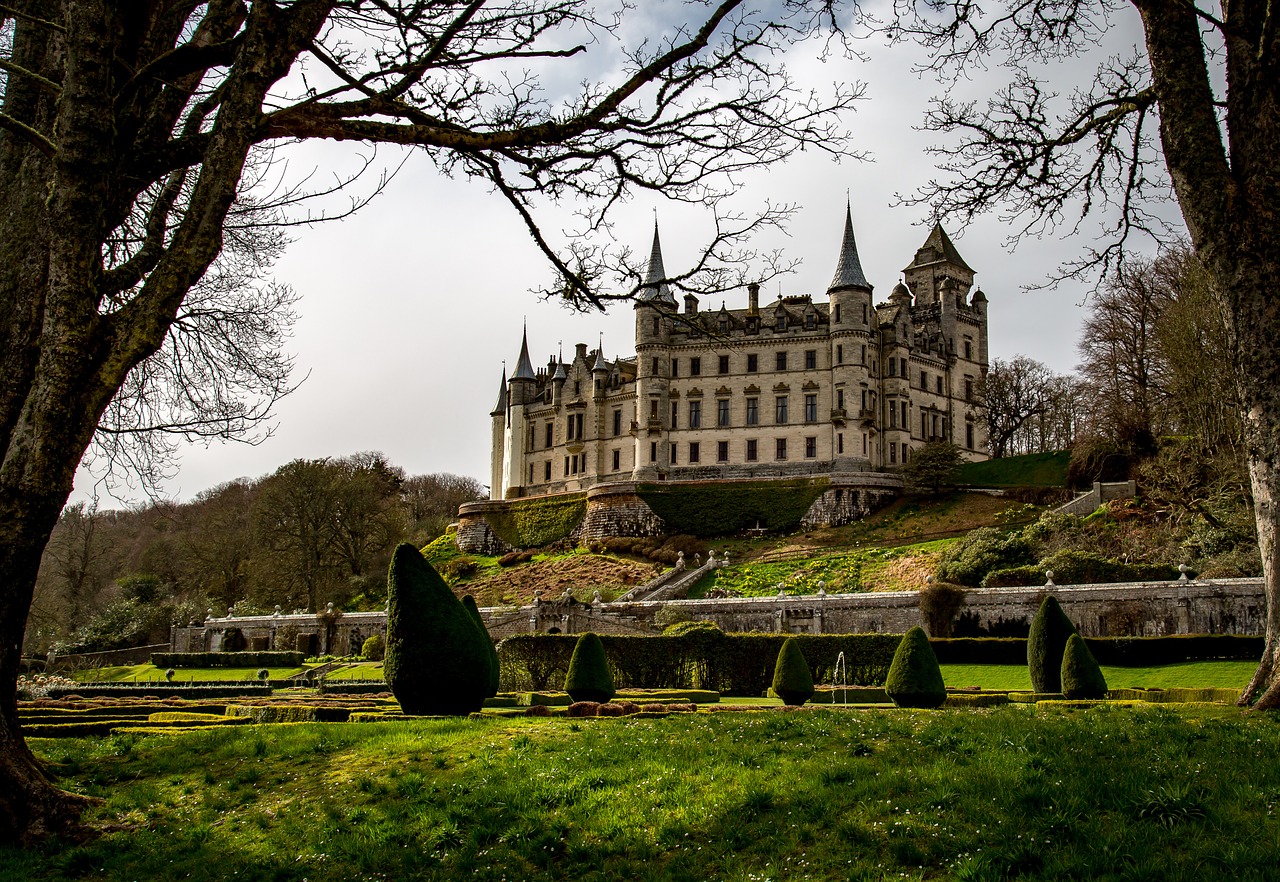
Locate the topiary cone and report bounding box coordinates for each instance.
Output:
[1027,595,1078,693]
[462,593,501,697]
[1061,633,1108,699]
[564,632,615,703]
[884,626,946,709]
[385,543,490,715]
[771,637,815,705]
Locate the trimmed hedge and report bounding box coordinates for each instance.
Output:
[226,704,353,723]
[884,627,946,709]
[1108,687,1240,703]
[152,652,305,668]
[316,681,390,695]
[499,633,900,696]
[46,684,272,699]
[933,634,1262,666]
[771,638,815,705]
[1061,633,1108,699]
[1028,596,1078,693]
[486,493,586,548]
[463,594,501,698]
[636,479,828,537]
[565,633,615,703]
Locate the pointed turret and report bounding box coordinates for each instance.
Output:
[635,221,677,306]
[490,367,508,416]
[512,326,537,381]
[592,345,609,373]
[904,222,973,275]
[828,203,873,293]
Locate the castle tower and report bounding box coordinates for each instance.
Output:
[489,367,508,500]
[633,221,675,479]
[902,222,975,305]
[501,328,538,498]
[826,202,875,471]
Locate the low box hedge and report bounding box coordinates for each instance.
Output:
[151,651,305,668]
[943,693,1011,707]
[806,686,890,704]
[1107,686,1240,703]
[316,681,390,695]
[48,684,273,699]
[226,704,353,723]
[1008,692,1064,703]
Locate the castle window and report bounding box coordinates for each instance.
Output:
[901,401,908,429]
[650,441,658,463]
[689,400,702,428]
[834,304,841,323]
[747,318,759,334]
[652,357,659,376]
[862,303,868,323]
[717,354,729,374]
[775,396,788,424]
[689,442,701,463]
[545,461,552,481]
[746,397,759,425]
[920,369,927,389]
[717,440,729,462]
[889,404,897,429]
[573,381,580,397]
[612,449,621,471]
[837,432,844,454]
[805,313,816,330]
[566,415,574,439]
[717,398,730,427]
[901,357,908,377]
[936,376,943,394]
[888,358,896,377]
[649,399,659,420]
[671,402,678,429]
[862,433,868,454]
[903,444,910,463]
[530,463,535,484]
[613,409,622,436]
[964,339,973,360]
[776,351,787,371]
[776,315,786,332]
[564,456,570,475]
[775,438,788,460]
[719,318,729,334]
[746,439,758,461]
[670,443,678,464]
[837,389,845,411]
[837,344,843,364]
[965,378,973,401]
[860,345,866,364]
[805,437,817,458]
[889,444,897,464]
[545,423,553,448]
[805,349,816,370]
[804,394,817,423]
[671,358,679,377]
[691,357,702,376]
[575,413,584,439]
[529,424,536,449]
[652,316,660,335]
[747,353,758,372]
[966,421,974,449]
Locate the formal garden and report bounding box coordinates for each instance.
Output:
[8,544,1278,879]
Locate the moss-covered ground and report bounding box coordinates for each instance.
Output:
[7,705,1280,881]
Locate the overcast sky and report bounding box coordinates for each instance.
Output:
[74,2,1165,507]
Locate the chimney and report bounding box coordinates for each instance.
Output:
[748,282,760,315]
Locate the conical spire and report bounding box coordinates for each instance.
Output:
[490,366,508,416]
[828,203,872,292]
[636,221,677,305]
[512,325,536,380]
[592,338,609,372]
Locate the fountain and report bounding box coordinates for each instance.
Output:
[832,650,848,707]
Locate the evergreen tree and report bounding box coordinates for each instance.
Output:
[884,627,947,708]
[462,594,501,697]
[1061,634,1108,700]
[771,637,815,705]
[564,633,615,703]
[1027,595,1078,693]
[384,543,489,715]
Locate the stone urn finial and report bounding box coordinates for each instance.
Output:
[1045,570,1055,586]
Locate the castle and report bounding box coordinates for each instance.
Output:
[486,206,990,501]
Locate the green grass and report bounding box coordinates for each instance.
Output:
[8,706,1280,881]
[957,450,1071,487]
[940,661,1257,692]
[75,664,305,683]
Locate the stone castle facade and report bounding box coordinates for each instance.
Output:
[487,207,990,500]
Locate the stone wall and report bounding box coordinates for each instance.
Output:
[800,476,900,529]
[170,576,1265,654]
[1055,481,1137,517]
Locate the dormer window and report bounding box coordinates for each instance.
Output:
[719,318,729,334]
[805,313,816,330]
[775,315,786,332]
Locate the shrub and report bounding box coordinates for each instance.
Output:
[903,441,964,494]
[918,582,967,637]
[361,634,385,661]
[221,628,248,652]
[462,594,500,698]
[883,627,946,709]
[384,543,490,715]
[1061,634,1108,699]
[935,527,1035,587]
[770,637,815,705]
[1027,596,1078,693]
[256,668,270,682]
[564,633,615,703]
[662,620,722,637]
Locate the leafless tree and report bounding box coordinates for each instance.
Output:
[881,1,1280,707]
[977,355,1057,458]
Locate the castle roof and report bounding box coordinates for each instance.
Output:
[635,221,677,306]
[490,367,508,416]
[904,222,973,274]
[828,203,872,292]
[512,327,537,381]
[592,346,609,372]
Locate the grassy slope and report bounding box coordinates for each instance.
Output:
[9,707,1280,881]
[957,450,1072,487]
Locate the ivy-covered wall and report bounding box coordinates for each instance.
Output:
[485,493,587,548]
[637,479,829,537]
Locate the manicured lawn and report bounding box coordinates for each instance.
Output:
[941,661,1257,692]
[957,450,1071,487]
[7,705,1280,881]
[76,663,305,683]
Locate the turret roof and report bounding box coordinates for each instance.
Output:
[490,367,508,416]
[512,327,537,380]
[635,221,677,306]
[904,222,974,274]
[828,203,873,292]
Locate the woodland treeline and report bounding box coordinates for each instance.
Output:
[25,455,483,656]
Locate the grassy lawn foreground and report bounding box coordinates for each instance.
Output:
[6,706,1280,881]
